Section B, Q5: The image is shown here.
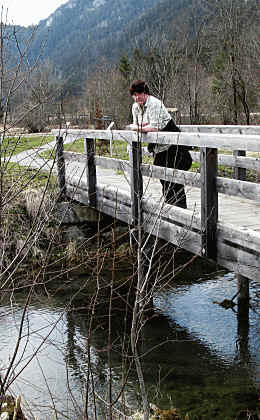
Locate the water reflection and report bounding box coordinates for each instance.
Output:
[66,271,259,417]
[0,270,259,419]
[155,272,260,372]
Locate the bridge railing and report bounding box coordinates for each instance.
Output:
[52,127,260,259]
[181,125,260,181]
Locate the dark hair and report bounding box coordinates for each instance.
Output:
[129,80,150,95]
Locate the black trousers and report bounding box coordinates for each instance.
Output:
[150,120,192,208]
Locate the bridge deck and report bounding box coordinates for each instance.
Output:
[66,163,260,231]
[64,161,260,282]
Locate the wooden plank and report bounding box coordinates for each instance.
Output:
[143,215,202,254]
[217,222,260,280]
[95,156,130,172]
[200,148,218,259]
[191,151,260,171]
[217,177,260,201]
[142,196,201,232]
[84,138,96,207]
[142,198,201,253]
[143,162,260,201]
[141,164,201,187]
[144,131,260,152]
[66,177,132,207]
[180,125,260,135]
[217,222,260,254]
[217,241,260,282]
[52,129,135,143]
[96,197,131,223]
[66,186,132,224]
[64,152,131,172]
[64,151,87,163]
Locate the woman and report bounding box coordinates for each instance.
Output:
[129,79,192,208]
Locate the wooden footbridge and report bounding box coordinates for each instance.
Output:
[52,125,260,283]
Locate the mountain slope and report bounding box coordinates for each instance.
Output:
[31,0,160,83]
[18,0,190,92]
[9,0,258,96]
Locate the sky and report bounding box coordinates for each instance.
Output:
[1,0,68,27]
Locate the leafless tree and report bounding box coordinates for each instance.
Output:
[207,0,260,124]
[84,61,133,128]
[0,14,69,414]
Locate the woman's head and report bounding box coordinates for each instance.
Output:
[129,80,149,106]
[129,80,150,96]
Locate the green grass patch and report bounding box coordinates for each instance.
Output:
[40,147,57,160]
[40,138,131,161]
[63,138,154,163]
[63,138,130,160]
[64,137,84,153]
[3,162,58,190]
[1,135,54,157]
[191,161,200,170]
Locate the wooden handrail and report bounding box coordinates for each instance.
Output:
[52,128,260,152]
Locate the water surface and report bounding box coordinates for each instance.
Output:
[1,270,259,419]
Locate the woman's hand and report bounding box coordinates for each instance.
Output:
[139,125,158,133]
[127,123,158,133]
[131,123,148,131]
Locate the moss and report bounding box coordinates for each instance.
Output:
[151,384,260,420]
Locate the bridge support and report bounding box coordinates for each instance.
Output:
[236,274,250,364]
[56,136,66,200]
[200,147,218,259]
[233,150,246,181]
[129,140,143,226]
[237,274,250,303]
[84,138,97,208]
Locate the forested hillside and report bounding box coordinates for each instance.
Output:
[3,0,260,130]
[15,0,193,93]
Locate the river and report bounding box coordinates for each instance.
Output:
[1,269,259,419]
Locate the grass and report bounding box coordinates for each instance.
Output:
[3,162,58,190]
[1,135,54,157]
[62,138,130,160]
[40,138,131,161]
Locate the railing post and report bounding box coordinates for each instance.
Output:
[56,136,66,200]
[233,150,246,180]
[129,139,143,226]
[200,147,218,259]
[84,138,97,207]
